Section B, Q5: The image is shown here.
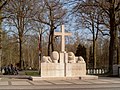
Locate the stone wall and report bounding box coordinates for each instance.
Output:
[41,63,86,77]
[41,63,64,77]
[66,63,86,77]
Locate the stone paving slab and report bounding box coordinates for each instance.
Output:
[0,77,120,86]
[1,78,120,90]
[45,80,72,85]
[0,81,8,85]
[99,79,120,84]
[30,80,53,85]
[11,81,31,85]
[64,80,92,84]
[0,84,120,90]
[83,80,111,84]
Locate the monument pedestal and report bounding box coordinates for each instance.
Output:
[41,63,86,77]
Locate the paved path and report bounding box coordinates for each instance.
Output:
[0,77,120,90]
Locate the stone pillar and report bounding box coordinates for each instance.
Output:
[60,52,65,63]
[64,53,68,63]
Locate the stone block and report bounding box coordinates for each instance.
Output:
[64,53,68,63]
[66,63,86,77]
[31,75,98,81]
[41,63,64,77]
[79,75,98,80]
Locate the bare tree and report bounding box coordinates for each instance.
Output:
[34,0,67,55]
[73,0,107,68]
[72,0,120,74]
[95,0,120,74]
[0,0,10,69]
[3,0,38,69]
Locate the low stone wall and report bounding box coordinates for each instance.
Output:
[113,64,120,76]
[41,63,86,77]
[87,69,108,75]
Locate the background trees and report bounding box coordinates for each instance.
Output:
[72,0,120,73]
[0,0,10,71]
[3,0,38,69]
[94,0,120,73]
[0,0,119,73]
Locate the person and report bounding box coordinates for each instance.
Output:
[10,64,14,75]
[4,65,9,75]
[1,66,5,74]
[14,66,18,75]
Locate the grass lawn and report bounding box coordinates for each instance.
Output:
[25,71,39,76]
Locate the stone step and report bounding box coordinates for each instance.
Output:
[79,75,98,80]
[30,75,98,81]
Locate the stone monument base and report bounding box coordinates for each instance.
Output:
[30,63,98,81]
[41,63,86,77]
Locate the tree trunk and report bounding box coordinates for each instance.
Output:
[48,25,54,56]
[0,1,2,69]
[117,44,120,64]
[48,33,51,56]
[108,0,117,74]
[117,30,120,64]
[19,37,23,70]
[109,29,117,74]
[93,40,97,69]
[51,29,54,52]
[92,19,97,69]
[86,47,89,68]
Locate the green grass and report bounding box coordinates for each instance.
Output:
[25,71,39,76]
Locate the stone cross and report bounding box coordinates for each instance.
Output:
[54,25,72,52]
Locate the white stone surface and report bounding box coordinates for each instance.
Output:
[51,51,59,63]
[41,63,64,77]
[68,52,76,63]
[66,63,86,77]
[54,25,72,52]
[59,52,64,63]
[31,75,98,81]
[77,56,85,64]
[41,62,86,77]
[42,56,52,63]
[64,53,68,63]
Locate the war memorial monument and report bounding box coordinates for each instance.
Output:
[31,25,98,80]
